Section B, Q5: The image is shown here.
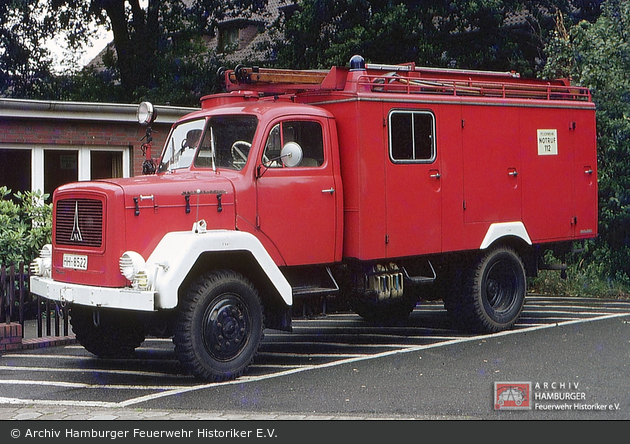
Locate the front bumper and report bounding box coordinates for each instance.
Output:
[30,276,156,312]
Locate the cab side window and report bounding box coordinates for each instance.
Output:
[263,120,324,167]
[389,110,435,163]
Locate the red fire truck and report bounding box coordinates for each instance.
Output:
[30,56,597,381]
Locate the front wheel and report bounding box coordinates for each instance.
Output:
[445,246,526,333]
[70,306,146,358]
[174,270,264,381]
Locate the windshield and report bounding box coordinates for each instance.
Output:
[158,119,205,172]
[194,115,258,171]
[158,115,258,173]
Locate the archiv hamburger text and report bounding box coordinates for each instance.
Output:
[534,382,620,411]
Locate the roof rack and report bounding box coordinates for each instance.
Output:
[218,56,591,102]
[359,73,591,101]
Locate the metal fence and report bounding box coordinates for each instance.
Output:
[0,262,69,338]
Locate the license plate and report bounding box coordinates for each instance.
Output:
[63,254,88,270]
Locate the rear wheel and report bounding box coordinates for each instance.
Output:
[70,305,146,358]
[174,270,264,381]
[445,246,526,333]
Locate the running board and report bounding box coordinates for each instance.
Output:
[285,266,340,297]
[401,261,436,285]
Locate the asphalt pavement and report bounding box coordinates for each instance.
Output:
[4,302,630,421]
[5,321,415,421]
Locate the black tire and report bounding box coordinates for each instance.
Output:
[173,270,264,381]
[70,305,146,358]
[445,247,526,333]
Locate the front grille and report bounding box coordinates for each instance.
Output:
[55,198,103,248]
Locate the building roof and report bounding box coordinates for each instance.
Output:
[0,98,196,124]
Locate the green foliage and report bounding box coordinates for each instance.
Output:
[0,186,52,266]
[0,0,105,98]
[537,0,630,297]
[0,0,55,96]
[267,0,597,76]
[1,0,266,104]
[132,33,224,106]
[529,245,630,298]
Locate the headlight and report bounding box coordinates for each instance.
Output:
[137,101,156,125]
[119,251,146,281]
[119,251,152,290]
[30,244,52,277]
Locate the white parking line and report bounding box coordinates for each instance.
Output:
[0,379,190,390]
[4,352,176,361]
[257,352,365,359]
[0,365,189,379]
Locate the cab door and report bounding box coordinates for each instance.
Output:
[256,118,339,266]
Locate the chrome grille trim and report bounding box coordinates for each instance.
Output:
[55,198,103,247]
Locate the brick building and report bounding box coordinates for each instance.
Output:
[0,99,196,198]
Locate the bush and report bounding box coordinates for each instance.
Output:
[0,186,52,265]
[528,246,630,299]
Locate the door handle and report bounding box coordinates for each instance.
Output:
[429,171,441,179]
[322,188,335,194]
[508,169,518,177]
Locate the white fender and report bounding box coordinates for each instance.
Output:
[480,222,532,250]
[146,229,292,309]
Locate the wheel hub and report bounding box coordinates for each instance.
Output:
[487,279,500,300]
[203,296,250,361]
[485,261,516,313]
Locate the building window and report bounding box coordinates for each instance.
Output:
[219,27,240,52]
[0,149,31,196]
[389,110,436,163]
[44,150,78,196]
[0,147,130,198]
[91,150,123,180]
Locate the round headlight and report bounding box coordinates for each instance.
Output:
[119,251,146,281]
[40,244,52,259]
[137,101,156,125]
[30,244,53,277]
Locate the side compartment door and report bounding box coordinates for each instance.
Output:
[462,104,522,224]
[519,107,574,241]
[572,107,598,238]
[256,118,339,266]
[385,108,442,257]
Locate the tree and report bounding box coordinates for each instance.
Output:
[267,0,601,77]
[1,0,267,103]
[543,0,630,290]
[0,0,58,97]
[57,0,268,100]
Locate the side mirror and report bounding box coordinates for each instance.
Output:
[280,142,303,168]
[256,142,304,178]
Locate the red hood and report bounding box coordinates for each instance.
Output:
[51,171,238,287]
